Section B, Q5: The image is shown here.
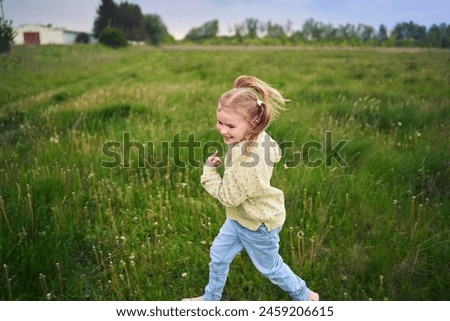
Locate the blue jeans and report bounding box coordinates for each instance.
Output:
[203,219,310,301]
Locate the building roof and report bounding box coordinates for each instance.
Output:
[15,23,92,35]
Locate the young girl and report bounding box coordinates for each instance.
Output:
[183,75,319,301]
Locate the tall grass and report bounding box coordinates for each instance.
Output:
[0,45,448,300]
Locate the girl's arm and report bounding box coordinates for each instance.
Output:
[201,165,249,208]
[201,148,265,208]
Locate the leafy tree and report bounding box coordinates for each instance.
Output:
[337,23,358,42]
[75,32,91,44]
[233,18,261,42]
[392,21,427,46]
[0,19,16,53]
[142,14,168,46]
[427,23,450,48]
[93,0,174,44]
[114,2,144,41]
[319,23,337,42]
[185,20,219,41]
[93,0,117,38]
[233,23,245,42]
[301,18,320,41]
[357,24,375,43]
[99,27,127,48]
[245,18,259,39]
[285,20,293,37]
[266,21,287,39]
[300,18,335,42]
[441,25,450,48]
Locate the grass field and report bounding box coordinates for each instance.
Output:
[0,44,449,300]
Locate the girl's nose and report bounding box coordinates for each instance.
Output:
[218,125,228,135]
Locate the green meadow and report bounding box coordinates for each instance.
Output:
[0,45,448,300]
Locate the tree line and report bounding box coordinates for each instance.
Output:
[183,18,450,48]
[93,0,448,48]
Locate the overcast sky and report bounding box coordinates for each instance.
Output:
[3,0,449,39]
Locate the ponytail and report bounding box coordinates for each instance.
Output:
[217,75,288,142]
[233,75,288,121]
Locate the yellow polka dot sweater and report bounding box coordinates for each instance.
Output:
[201,132,285,231]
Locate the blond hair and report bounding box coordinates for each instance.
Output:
[218,75,288,142]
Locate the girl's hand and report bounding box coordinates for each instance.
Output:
[205,151,222,168]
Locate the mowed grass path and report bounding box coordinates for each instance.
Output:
[0,45,449,300]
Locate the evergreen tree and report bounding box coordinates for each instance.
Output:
[114,2,144,41]
[93,0,117,38]
[377,24,388,43]
[0,19,16,53]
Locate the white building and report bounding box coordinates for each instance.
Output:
[14,24,95,45]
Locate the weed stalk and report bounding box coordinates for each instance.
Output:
[3,264,13,300]
[0,195,13,233]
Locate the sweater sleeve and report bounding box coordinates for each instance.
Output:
[200,144,270,208]
[200,164,249,208]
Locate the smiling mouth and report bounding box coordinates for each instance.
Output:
[222,136,234,143]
